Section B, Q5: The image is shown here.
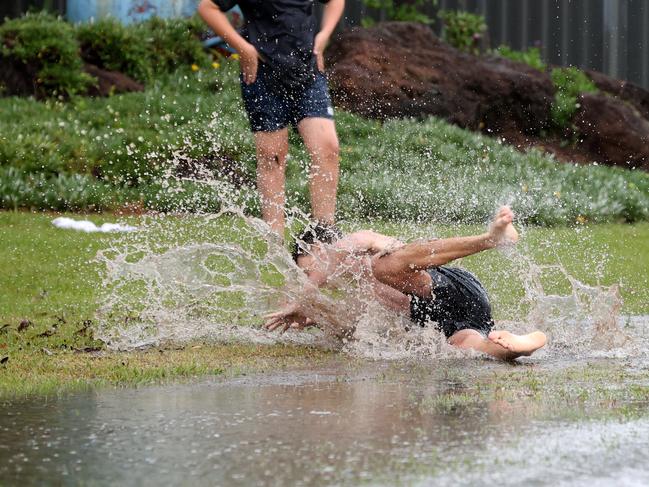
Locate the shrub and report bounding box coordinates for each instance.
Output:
[550,67,598,129]
[438,9,487,55]
[361,0,433,26]
[140,16,210,76]
[0,166,127,211]
[0,12,94,98]
[495,46,547,72]
[76,17,152,82]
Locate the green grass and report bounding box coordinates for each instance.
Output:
[0,211,647,397]
[1,63,648,224]
[0,341,334,398]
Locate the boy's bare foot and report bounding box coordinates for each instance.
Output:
[487,330,547,357]
[488,206,519,247]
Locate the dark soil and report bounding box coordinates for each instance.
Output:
[84,64,144,97]
[173,152,255,189]
[326,22,649,171]
[0,56,143,98]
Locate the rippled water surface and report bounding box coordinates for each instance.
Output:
[2,353,649,486]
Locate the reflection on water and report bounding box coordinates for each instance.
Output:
[1,361,649,486]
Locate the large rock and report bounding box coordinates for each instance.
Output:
[84,64,144,97]
[0,58,143,98]
[586,70,649,121]
[574,92,649,170]
[326,22,555,135]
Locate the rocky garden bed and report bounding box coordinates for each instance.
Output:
[326,21,649,171]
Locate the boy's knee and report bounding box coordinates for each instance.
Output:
[257,146,288,170]
[320,137,339,161]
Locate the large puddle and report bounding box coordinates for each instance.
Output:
[2,357,649,486]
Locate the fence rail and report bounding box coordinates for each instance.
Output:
[3,0,648,89]
[0,0,65,19]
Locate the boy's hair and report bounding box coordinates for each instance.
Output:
[292,222,342,263]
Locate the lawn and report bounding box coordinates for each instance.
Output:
[1,211,647,397]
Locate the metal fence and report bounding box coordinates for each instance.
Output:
[3,0,648,89]
[0,0,65,19]
[339,0,649,90]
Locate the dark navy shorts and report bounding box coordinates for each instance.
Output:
[240,64,334,133]
[409,266,495,338]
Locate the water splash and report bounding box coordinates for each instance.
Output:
[94,209,643,360]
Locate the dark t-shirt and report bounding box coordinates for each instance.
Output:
[210,0,330,90]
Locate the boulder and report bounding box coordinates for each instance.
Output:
[573,92,649,170]
[84,64,144,97]
[0,59,143,98]
[325,22,555,135]
[586,70,649,121]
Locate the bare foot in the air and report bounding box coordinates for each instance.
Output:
[488,330,547,357]
[488,206,519,247]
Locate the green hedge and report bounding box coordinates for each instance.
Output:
[76,17,152,82]
[0,12,210,97]
[0,12,94,98]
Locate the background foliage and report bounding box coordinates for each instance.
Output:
[1,63,647,224]
[0,12,209,97]
[0,11,94,97]
[438,9,487,55]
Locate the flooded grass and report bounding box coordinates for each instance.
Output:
[375,359,649,419]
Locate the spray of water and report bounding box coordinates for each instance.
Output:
[94,197,642,361]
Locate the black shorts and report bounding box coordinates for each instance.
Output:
[409,267,494,338]
[240,64,334,133]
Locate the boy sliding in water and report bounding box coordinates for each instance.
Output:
[264,206,547,361]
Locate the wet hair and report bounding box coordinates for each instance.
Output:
[291,222,342,264]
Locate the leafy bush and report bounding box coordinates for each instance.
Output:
[494,47,598,130]
[141,16,210,76]
[495,46,547,72]
[438,9,487,55]
[76,17,152,82]
[361,0,434,26]
[0,12,94,98]
[551,67,598,129]
[0,166,125,211]
[76,16,209,82]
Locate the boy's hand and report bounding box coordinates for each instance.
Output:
[264,302,314,333]
[240,42,259,84]
[313,32,329,72]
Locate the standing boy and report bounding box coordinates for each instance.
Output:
[198,0,345,237]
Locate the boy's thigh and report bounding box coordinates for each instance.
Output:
[297,117,338,152]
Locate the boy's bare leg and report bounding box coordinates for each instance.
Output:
[449,329,547,360]
[255,129,289,236]
[372,206,518,296]
[298,118,340,224]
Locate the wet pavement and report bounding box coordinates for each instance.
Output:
[1,359,649,486]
